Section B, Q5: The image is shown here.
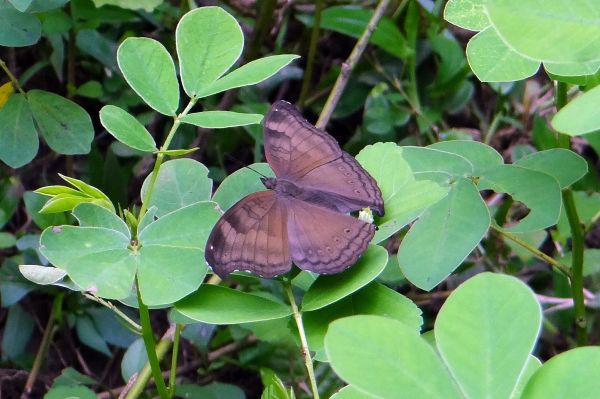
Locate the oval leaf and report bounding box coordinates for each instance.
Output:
[117,37,179,116]
[175,284,291,324]
[436,273,542,399]
[28,90,94,155]
[180,111,263,128]
[302,245,388,311]
[398,178,490,291]
[100,105,157,152]
[176,7,243,97]
[516,149,588,188]
[0,93,38,168]
[0,8,41,47]
[325,315,462,399]
[552,85,600,136]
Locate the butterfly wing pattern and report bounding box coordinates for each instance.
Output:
[205,100,384,278]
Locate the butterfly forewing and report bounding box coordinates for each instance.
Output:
[264,101,341,179]
[285,197,375,274]
[205,191,291,278]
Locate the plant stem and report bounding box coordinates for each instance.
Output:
[168,324,183,396]
[138,98,197,220]
[554,81,587,346]
[297,0,322,108]
[21,294,63,398]
[316,0,391,129]
[491,225,571,278]
[124,327,175,399]
[83,293,141,333]
[0,58,26,94]
[283,280,320,399]
[136,279,169,399]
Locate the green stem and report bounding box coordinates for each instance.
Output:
[138,98,197,220]
[283,280,320,399]
[124,330,174,399]
[563,189,587,345]
[554,81,587,346]
[168,324,183,396]
[0,58,26,94]
[297,0,322,108]
[492,225,571,278]
[316,0,391,129]
[136,279,169,399]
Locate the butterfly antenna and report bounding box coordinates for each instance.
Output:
[224,154,268,178]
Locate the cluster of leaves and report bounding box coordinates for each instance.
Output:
[1,1,600,399]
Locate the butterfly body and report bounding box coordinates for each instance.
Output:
[205,101,384,278]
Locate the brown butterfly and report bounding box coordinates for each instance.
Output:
[205,101,384,278]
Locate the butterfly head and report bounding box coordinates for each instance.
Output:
[261,177,277,190]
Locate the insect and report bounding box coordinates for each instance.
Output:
[205,100,384,278]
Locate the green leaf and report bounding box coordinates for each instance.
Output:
[117,37,179,115]
[198,54,300,97]
[544,60,600,81]
[398,178,490,291]
[1,304,34,360]
[28,90,94,155]
[479,165,562,232]
[176,383,245,399]
[137,202,220,305]
[302,246,388,311]
[59,174,111,203]
[466,27,540,82]
[331,385,377,399]
[325,315,462,399]
[304,282,422,356]
[39,194,95,213]
[356,143,448,240]
[121,339,146,381]
[0,232,16,248]
[429,140,504,176]
[175,284,292,324]
[180,111,263,128]
[0,8,41,47]
[443,0,489,31]
[516,149,588,188]
[513,356,543,399]
[176,7,243,97]
[44,386,96,399]
[298,6,409,59]
[72,203,130,239]
[435,273,542,399]
[485,0,600,63]
[99,105,157,152]
[92,0,162,12]
[34,185,84,197]
[212,163,274,210]
[157,148,198,157]
[402,146,473,178]
[260,368,293,399]
[552,85,600,136]
[76,315,111,355]
[0,93,38,168]
[522,347,600,399]
[140,159,212,217]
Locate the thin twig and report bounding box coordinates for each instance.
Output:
[297,0,322,108]
[316,0,391,129]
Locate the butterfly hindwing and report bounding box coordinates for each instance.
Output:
[205,191,291,278]
[285,197,375,274]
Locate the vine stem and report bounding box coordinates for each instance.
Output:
[555,81,587,346]
[168,324,183,396]
[0,58,26,94]
[491,225,571,278]
[316,0,391,129]
[283,280,320,399]
[136,278,169,399]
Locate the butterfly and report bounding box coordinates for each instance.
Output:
[205,100,384,278]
